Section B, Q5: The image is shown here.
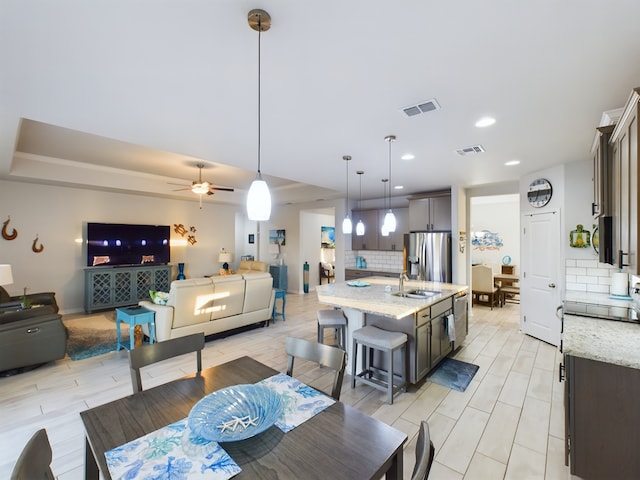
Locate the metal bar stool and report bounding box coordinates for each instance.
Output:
[352,325,407,404]
[317,309,347,350]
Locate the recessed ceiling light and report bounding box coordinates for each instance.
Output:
[505,160,520,166]
[394,185,404,190]
[475,116,496,128]
[401,153,415,160]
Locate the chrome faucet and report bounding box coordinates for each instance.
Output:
[399,272,409,291]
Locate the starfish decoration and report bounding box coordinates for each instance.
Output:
[217,415,259,433]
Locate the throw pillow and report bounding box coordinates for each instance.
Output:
[149,290,169,305]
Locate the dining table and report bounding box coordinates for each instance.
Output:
[80,355,408,480]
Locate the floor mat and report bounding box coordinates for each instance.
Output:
[427,357,479,392]
[63,313,127,360]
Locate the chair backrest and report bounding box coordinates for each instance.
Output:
[472,265,495,291]
[128,333,205,393]
[411,420,435,480]
[285,336,346,401]
[11,428,54,480]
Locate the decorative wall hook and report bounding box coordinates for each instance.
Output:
[32,235,44,253]
[2,216,17,240]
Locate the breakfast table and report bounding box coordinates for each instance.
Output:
[80,356,407,480]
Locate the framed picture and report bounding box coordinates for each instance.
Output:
[269,229,286,246]
[321,226,335,249]
[248,234,255,244]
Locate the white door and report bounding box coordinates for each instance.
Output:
[521,210,562,346]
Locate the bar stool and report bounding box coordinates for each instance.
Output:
[272,288,286,323]
[352,325,407,404]
[317,309,347,350]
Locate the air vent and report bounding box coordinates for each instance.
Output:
[456,145,485,156]
[401,98,440,118]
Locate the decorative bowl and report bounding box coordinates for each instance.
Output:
[188,384,283,442]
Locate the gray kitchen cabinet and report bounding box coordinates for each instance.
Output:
[563,354,640,479]
[609,87,639,273]
[84,265,172,313]
[377,207,408,251]
[591,125,614,218]
[351,209,379,250]
[429,297,453,367]
[409,194,451,231]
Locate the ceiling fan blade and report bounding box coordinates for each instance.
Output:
[210,186,235,192]
[172,187,191,192]
[168,182,190,187]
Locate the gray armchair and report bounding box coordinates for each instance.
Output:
[0,286,59,313]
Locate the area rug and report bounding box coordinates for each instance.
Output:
[427,358,479,392]
[63,313,128,361]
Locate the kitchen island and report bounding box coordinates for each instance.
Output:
[316,277,468,383]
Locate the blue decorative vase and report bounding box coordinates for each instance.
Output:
[177,263,186,280]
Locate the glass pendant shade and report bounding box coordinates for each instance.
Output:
[384,210,397,233]
[381,222,390,237]
[342,216,353,234]
[355,219,365,236]
[247,176,271,221]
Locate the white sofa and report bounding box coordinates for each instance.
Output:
[139,272,275,342]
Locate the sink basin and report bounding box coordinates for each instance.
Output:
[392,289,440,299]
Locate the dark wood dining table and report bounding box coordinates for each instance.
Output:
[80,356,407,480]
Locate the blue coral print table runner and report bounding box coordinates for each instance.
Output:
[105,373,335,479]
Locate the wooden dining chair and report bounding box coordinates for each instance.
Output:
[471,264,499,309]
[128,332,205,393]
[411,420,435,480]
[11,428,54,480]
[285,336,347,401]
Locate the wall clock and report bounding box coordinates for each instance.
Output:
[527,178,553,208]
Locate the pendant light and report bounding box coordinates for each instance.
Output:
[246,9,272,221]
[342,155,353,234]
[381,178,390,237]
[383,135,397,233]
[355,170,365,236]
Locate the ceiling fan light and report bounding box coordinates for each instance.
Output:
[384,210,397,232]
[342,216,353,235]
[355,219,365,236]
[247,177,271,221]
[191,183,209,195]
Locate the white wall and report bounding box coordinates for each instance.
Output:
[470,194,520,272]
[0,180,240,313]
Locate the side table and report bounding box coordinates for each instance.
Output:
[272,288,286,323]
[116,306,155,351]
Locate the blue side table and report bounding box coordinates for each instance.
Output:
[272,289,286,323]
[116,306,155,351]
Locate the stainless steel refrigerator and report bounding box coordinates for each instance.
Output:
[404,232,452,282]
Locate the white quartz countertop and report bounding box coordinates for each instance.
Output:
[316,276,468,319]
[563,315,640,369]
[564,290,634,308]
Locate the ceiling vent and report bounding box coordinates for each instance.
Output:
[401,98,440,118]
[456,145,485,156]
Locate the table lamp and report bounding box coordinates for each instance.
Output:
[218,251,232,271]
[0,264,13,286]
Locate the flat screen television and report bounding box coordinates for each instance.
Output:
[86,223,170,267]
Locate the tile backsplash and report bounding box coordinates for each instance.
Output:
[565,258,623,293]
[346,250,404,272]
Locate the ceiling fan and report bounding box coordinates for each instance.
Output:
[170,163,234,208]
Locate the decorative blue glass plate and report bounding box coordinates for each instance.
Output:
[188,384,283,442]
[347,280,370,287]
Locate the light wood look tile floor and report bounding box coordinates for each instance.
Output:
[0,293,569,479]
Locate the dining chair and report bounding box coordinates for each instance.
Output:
[11,428,54,480]
[285,336,347,401]
[471,264,499,309]
[128,332,205,393]
[411,420,435,480]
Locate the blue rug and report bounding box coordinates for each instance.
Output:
[63,314,127,361]
[427,358,479,392]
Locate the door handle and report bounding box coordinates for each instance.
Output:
[558,362,565,382]
[548,283,556,288]
[556,305,563,320]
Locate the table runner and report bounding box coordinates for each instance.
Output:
[105,373,335,479]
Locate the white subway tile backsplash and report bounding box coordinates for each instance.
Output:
[565,259,576,267]
[576,275,598,285]
[586,284,609,294]
[565,258,619,293]
[566,267,587,276]
[565,275,577,283]
[566,283,587,292]
[586,268,611,276]
[576,259,599,268]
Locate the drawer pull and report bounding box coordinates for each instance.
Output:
[26,327,40,334]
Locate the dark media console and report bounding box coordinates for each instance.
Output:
[84,264,172,313]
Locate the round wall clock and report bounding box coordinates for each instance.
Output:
[527,178,553,208]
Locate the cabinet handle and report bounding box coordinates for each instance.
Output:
[591,202,598,216]
[558,362,565,382]
[618,250,629,269]
[26,327,40,334]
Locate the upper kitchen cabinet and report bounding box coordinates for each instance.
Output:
[377,207,408,251]
[591,125,615,218]
[408,192,452,231]
[352,209,379,250]
[609,87,639,274]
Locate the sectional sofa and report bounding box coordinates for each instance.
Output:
[139,271,275,342]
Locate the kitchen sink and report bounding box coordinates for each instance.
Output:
[392,289,440,299]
